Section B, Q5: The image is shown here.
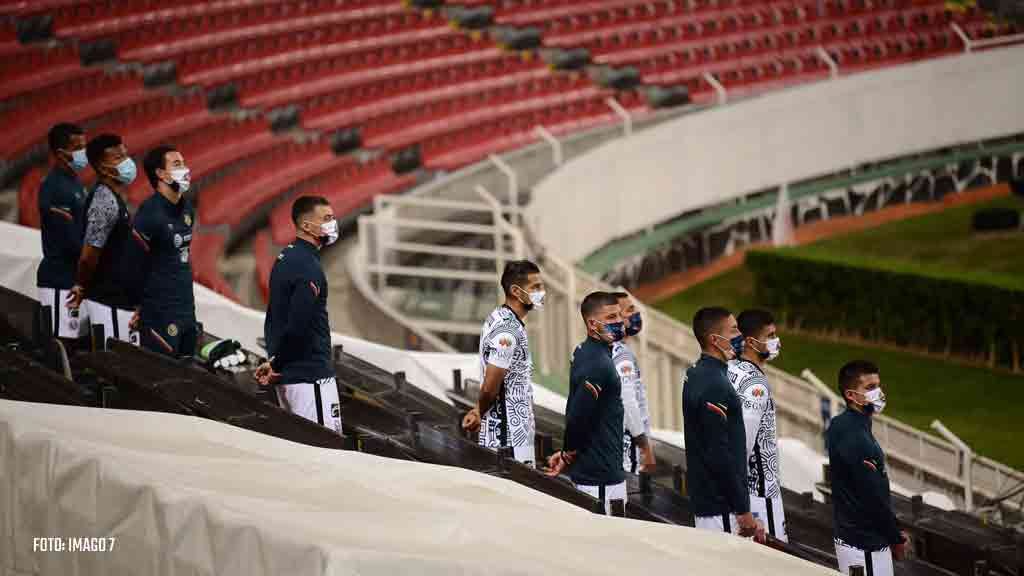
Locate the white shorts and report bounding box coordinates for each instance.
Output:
[575,481,627,516]
[38,287,90,338]
[751,494,788,542]
[695,513,739,535]
[835,538,894,576]
[276,377,343,434]
[84,299,139,347]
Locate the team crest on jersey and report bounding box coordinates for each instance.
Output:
[167,323,178,337]
[184,213,192,227]
[69,318,79,331]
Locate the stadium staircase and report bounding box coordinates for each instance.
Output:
[1,0,1017,307]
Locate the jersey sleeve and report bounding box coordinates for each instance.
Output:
[701,382,750,515]
[270,273,321,372]
[617,357,646,438]
[83,187,119,249]
[835,435,903,545]
[40,178,83,259]
[483,327,517,370]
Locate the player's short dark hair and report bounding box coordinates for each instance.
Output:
[48,123,84,154]
[838,360,879,401]
[581,291,618,320]
[291,195,330,226]
[610,291,629,300]
[86,133,123,172]
[692,306,732,348]
[500,260,540,296]
[143,145,177,189]
[737,309,775,339]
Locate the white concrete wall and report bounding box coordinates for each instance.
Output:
[527,46,1024,262]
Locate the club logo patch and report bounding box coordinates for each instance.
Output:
[173,233,183,248]
[184,214,192,227]
[331,403,340,418]
[69,318,79,331]
[129,331,140,346]
[167,323,178,337]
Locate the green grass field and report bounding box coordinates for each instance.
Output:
[654,194,1024,470]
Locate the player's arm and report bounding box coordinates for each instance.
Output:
[269,276,320,372]
[837,437,903,547]
[562,375,601,457]
[463,330,514,433]
[42,182,82,260]
[618,359,653,466]
[701,386,750,515]
[69,190,117,307]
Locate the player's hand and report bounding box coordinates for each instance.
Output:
[737,512,762,540]
[544,451,568,477]
[129,308,140,330]
[66,285,84,310]
[640,447,657,473]
[461,407,481,433]
[753,521,767,544]
[892,531,910,560]
[254,361,279,386]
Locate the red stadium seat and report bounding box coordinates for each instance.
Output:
[267,158,416,245]
[0,71,155,163]
[196,142,344,229]
[190,232,239,301]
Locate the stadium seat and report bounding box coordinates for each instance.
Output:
[0,43,96,103]
[0,71,155,163]
[190,232,238,301]
[238,46,512,111]
[196,141,343,229]
[267,157,417,245]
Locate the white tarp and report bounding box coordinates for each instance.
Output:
[0,399,835,576]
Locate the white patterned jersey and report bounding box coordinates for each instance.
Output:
[727,359,782,499]
[613,340,651,473]
[478,305,535,449]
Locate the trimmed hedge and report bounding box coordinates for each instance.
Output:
[746,248,1024,371]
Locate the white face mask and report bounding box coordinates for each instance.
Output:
[320,219,339,246]
[168,167,190,193]
[859,388,886,414]
[765,336,781,361]
[514,285,545,310]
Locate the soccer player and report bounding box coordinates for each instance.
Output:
[683,306,763,540]
[829,360,909,576]
[37,123,90,342]
[462,260,544,466]
[610,291,655,474]
[67,133,141,346]
[730,309,787,541]
[546,291,627,515]
[133,145,197,357]
[256,196,342,433]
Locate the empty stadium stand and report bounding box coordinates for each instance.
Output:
[1,0,1018,303]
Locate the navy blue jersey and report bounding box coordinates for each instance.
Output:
[37,167,87,289]
[264,239,334,384]
[827,409,902,551]
[683,354,750,517]
[564,336,625,486]
[132,191,196,323]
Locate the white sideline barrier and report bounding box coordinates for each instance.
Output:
[0,400,838,576]
[529,45,1024,262]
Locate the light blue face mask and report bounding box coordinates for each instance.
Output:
[113,157,137,185]
[68,148,88,172]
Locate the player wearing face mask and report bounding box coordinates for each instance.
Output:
[68,133,142,347]
[683,306,765,541]
[546,291,628,516]
[610,292,656,475]
[828,360,909,576]
[132,145,197,358]
[463,260,544,465]
[729,309,787,542]
[255,196,342,433]
[38,123,91,343]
